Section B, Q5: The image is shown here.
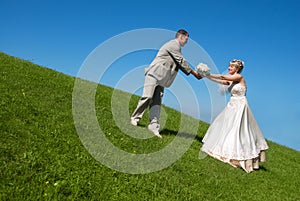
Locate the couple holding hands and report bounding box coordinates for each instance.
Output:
[130,29,268,173]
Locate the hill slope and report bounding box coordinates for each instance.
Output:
[1,52,299,200]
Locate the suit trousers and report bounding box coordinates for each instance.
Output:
[131,75,164,126]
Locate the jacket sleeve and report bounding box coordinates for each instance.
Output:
[167,42,192,75]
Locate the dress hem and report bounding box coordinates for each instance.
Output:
[201,149,267,173]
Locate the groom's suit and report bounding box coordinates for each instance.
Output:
[145,39,192,87]
[131,39,193,127]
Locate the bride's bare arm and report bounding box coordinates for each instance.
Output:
[209,73,242,83]
[207,75,230,85]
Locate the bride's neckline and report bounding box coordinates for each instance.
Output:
[231,83,246,88]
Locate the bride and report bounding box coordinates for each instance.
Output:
[200,59,269,173]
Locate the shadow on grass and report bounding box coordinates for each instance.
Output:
[256,165,268,172]
[134,123,203,142]
[160,128,203,143]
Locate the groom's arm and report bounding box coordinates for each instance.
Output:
[166,41,193,75]
[191,70,203,80]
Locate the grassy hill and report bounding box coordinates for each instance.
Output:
[1,52,300,200]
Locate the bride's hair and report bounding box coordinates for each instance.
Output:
[230,59,244,73]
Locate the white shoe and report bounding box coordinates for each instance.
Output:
[148,124,162,138]
[253,158,259,170]
[149,128,162,138]
[259,151,266,162]
[130,118,138,126]
[244,159,254,173]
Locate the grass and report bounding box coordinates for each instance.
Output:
[1,51,300,200]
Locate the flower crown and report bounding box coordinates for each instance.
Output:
[231,59,244,68]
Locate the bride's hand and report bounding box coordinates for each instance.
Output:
[202,73,210,78]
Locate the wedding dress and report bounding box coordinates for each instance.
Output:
[201,83,269,173]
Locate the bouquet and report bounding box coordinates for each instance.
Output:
[196,63,210,77]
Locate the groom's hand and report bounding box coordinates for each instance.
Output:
[191,70,203,80]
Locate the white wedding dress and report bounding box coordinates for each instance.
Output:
[201,83,269,173]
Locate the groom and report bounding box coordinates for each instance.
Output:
[130,29,202,138]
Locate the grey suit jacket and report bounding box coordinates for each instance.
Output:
[145,39,192,87]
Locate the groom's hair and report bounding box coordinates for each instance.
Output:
[176,29,189,38]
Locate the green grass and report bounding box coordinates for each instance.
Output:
[1,51,300,200]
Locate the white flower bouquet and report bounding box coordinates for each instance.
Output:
[196,63,210,77]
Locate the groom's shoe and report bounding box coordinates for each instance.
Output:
[148,127,162,138]
[130,118,139,126]
[148,122,162,138]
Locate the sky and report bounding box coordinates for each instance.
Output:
[1,0,300,151]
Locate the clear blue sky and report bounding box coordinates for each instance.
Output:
[1,0,299,151]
